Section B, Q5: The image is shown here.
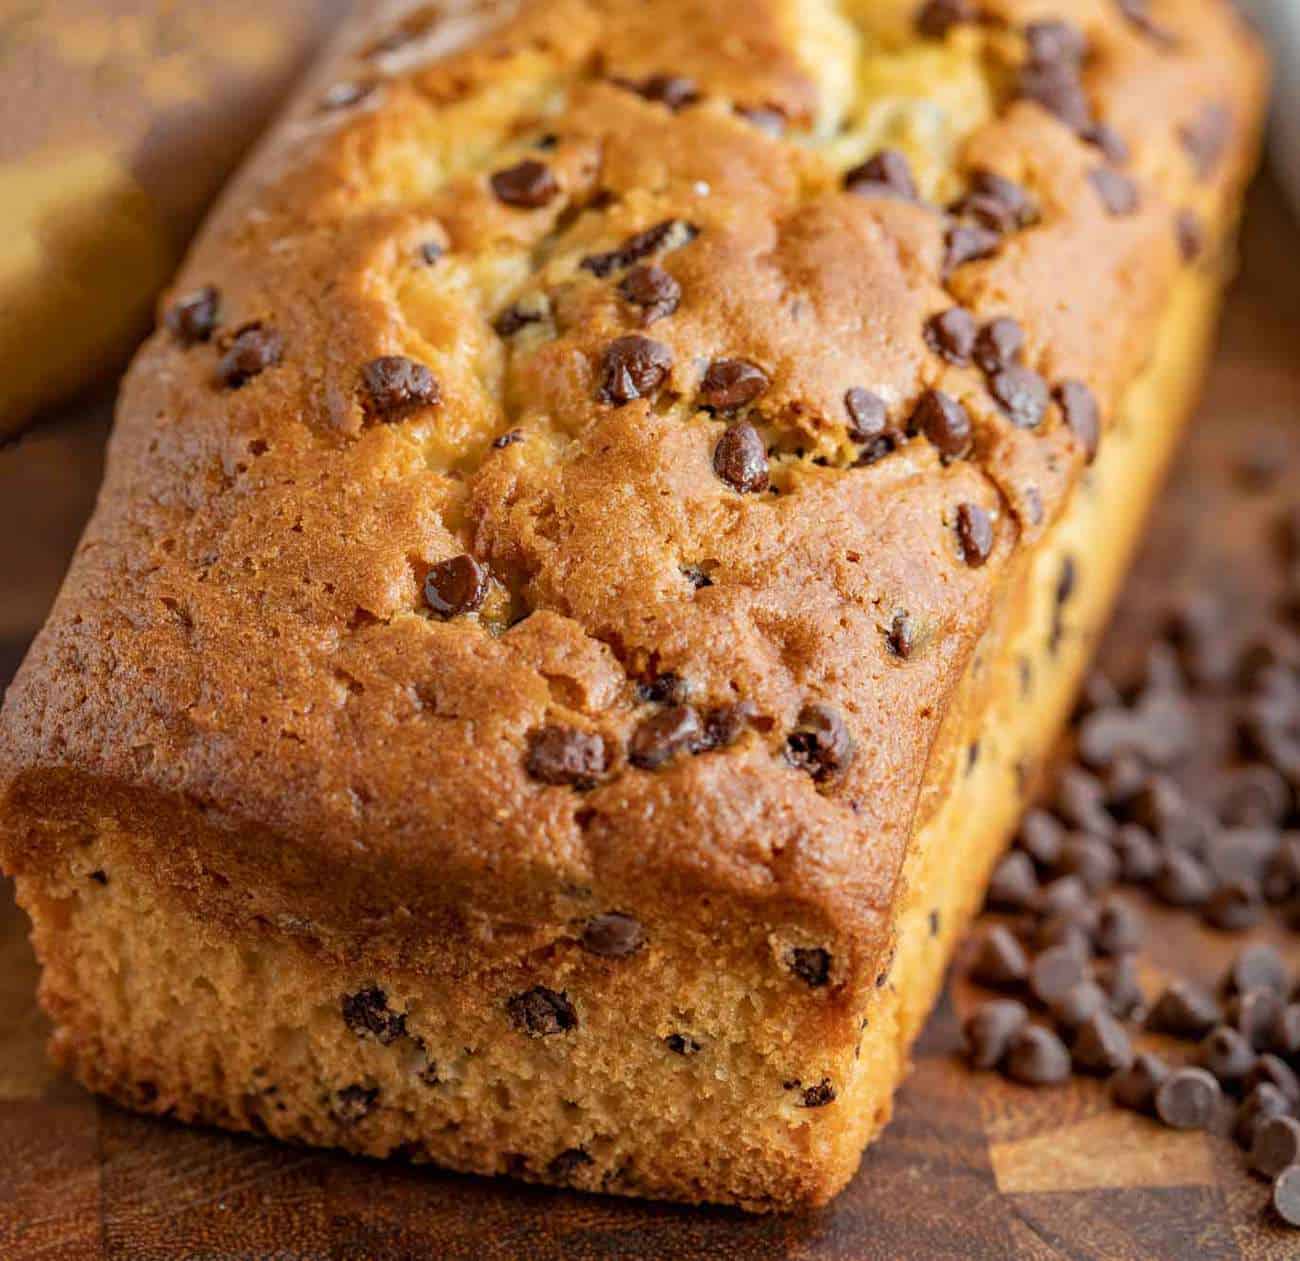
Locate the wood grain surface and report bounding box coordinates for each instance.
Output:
[0,178,1296,1261]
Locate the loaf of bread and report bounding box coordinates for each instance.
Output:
[0,0,1267,1211]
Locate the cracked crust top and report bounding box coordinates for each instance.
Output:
[0,0,1266,986]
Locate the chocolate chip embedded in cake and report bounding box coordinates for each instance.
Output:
[165,286,220,346]
[361,355,441,419]
[216,324,282,389]
[490,159,560,208]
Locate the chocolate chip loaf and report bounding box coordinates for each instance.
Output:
[0,0,1267,1212]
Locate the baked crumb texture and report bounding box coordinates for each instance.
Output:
[0,0,1267,1211]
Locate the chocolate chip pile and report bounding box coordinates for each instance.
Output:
[962,501,1300,1227]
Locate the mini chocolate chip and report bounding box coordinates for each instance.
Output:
[1273,1165,1300,1227]
[600,335,673,405]
[341,987,406,1045]
[1147,979,1222,1039]
[987,850,1041,911]
[1005,1024,1072,1085]
[990,364,1049,428]
[953,170,1038,234]
[699,359,769,411]
[787,704,854,782]
[626,73,700,111]
[1176,210,1205,263]
[506,986,577,1036]
[1031,945,1090,1007]
[1227,944,1289,997]
[916,0,978,37]
[629,705,702,769]
[844,150,918,201]
[490,160,559,208]
[525,726,609,788]
[1181,103,1232,181]
[665,1033,702,1055]
[974,317,1024,374]
[1089,167,1140,216]
[886,611,914,660]
[1153,848,1214,907]
[1113,1051,1170,1113]
[1073,1010,1134,1075]
[845,388,888,442]
[1199,1025,1258,1090]
[216,323,282,388]
[789,945,832,987]
[798,1079,837,1108]
[713,421,769,493]
[581,912,646,957]
[579,219,698,278]
[1206,879,1265,932]
[944,222,1000,274]
[965,999,1029,1069]
[332,1084,379,1124]
[166,285,220,345]
[1236,1083,1292,1147]
[620,265,681,325]
[911,389,973,460]
[955,502,994,567]
[546,1147,593,1180]
[924,308,978,365]
[424,554,488,618]
[1156,1066,1222,1130]
[970,924,1030,989]
[1254,1117,1300,1178]
[362,355,441,419]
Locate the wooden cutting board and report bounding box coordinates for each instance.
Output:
[0,177,1297,1261]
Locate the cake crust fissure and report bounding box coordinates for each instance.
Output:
[0,0,1267,1211]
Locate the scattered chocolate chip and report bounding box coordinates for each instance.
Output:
[916,0,978,37]
[624,73,700,111]
[1199,1025,1258,1091]
[1254,1116,1300,1178]
[789,945,832,988]
[637,672,690,705]
[682,563,714,590]
[665,1033,701,1055]
[700,701,758,750]
[1206,879,1265,932]
[844,388,888,442]
[165,285,220,345]
[88,869,109,885]
[506,986,577,1037]
[424,554,488,618]
[1005,1024,1072,1085]
[797,1079,837,1108]
[580,220,698,278]
[1273,1164,1300,1227]
[332,1084,379,1124]
[1089,167,1140,216]
[1019,809,1066,868]
[1226,944,1289,997]
[1073,1009,1134,1075]
[987,850,1040,911]
[1113,1051,1170,1113]
[1025,18,1086,67]
[1153,848,1214,907]
[1268,1006,1300,1057]
[787,703,854,782]
[1247,1054,1300,1102]
[362,355,440,419]
[1085,121,1130,166]
[911,389,973,460]
[1031,945,1090,1007]
[1148,979,1222,1039]
[1093,898,1143,953]
[713,421,769,493]
[971,924,1031,988]
[953,171,1038,234]
[1040,874,1092,918]
[1114,824,1162,883]
[525,726,609,788]
[341,987,407,1045]
[1019,21,1092,134]
[493,304,543,337]
[956,502,994,567]
[1051,980,1109,1030]
[1100,953,1146,1019]
[1055,379,1101,462]
[925,308,978,365]
[944,222,1001,274]
[1156,1066,1222,1130]
[990,364,1050,429]
[1215,765,1291,828]
[1059,836,1120,893]
[490,160,559,208]
[974,317,1025,375]
[620,264,681,325]
[1230,989,1284,1051]
[629,705,702,769]
[216,323,282,389]
[581,912,645,958]
[699,359,769,411]
[887,612,915,660]
[965,999,1030,1069]
[844,150,918,201]
[1176,210,1205,263]
[1055,766,1114,836]
[1034,912,1094,960]
[1236,1082,1292,1147]
[600,335,673,405]
[1181,103,1232,181]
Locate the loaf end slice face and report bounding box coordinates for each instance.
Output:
[0,0,1267,1210]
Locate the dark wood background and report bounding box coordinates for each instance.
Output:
[0,178,1296,1260]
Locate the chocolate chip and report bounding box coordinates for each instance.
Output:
[1226,944,1289,997]
[1272,1165,1300,1227]
[1019,22,1091,134]
[798,1079,837,1108]
[1025,19,1086,67]
[1230,989,1284,1051]
[341,987,406,1045]
[1214,765,1291,827]
[1040,874,1091,918]
[546,1147,593,1181]
[1034,912,1094,960]
[619,265,681,325]
[1093,897,1143,953]
[844,150,918,201]
[1051,980,1109,1030]
[581,912,646,957]
[490,159,559,208]
[789,945,832,988]
[1156,1066,1222,1130]
[1248,1055,1300,1102]
[987,850,1040,911]
[1085,121,1130,166]
[1181,103,1232,181]
[944,222,1001,274]
[1005,1024,1072,1085]
[629,705,703,769]
[1072,1009,1134,1075]
[636,671,689,705]
[1176,210,1205,263]
[506,986,577,1037]
[625,73,699,111]
[600,335,673,405]
[88,869,109,886]
[1236,1083,1292,1147]
[787,703,854,782]
[1114,823,1161,883]
[1254,1116,1300,1178]
[1153,847,1214,907]
[965,999,1029,1069]
[1031,945,1089,1007]
[580,219,698,278]
[700,701,757,750]
[1055,766,1113,837]
[492,429,524,449]
[1089,167,1140,216]
[1055,379,1100,462]
[953,171,1038,234]
[216,323,282,388]
[1206,879,1265,932]
[665,1033,701,1055]
[916,0,978,37]
[974,317,1024,375]
[924,308,978,365]
[1113,1051,1170,1113]
[525,726,609,788]
[1099,953,1146,1019]
[165,285,220,345]
[362,355,441,420]
[713,421,769,493]
[419,240,444,265]
[493,304,542,337]
[970,924,1031,989]
[1199,1025,1257,1091]
[886,611,914,660]
[911,389,973,460]
[424,554,488,619]
[699,359,769,411]
[682,563,714,590]
[1019,809,1065,868]
[990,364,1050,429]
[332,1084,379,1124]
[955,502,994,567]
[844,388,887,442]
[1058,836,1120,893]
[1148,979,1222,1039]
